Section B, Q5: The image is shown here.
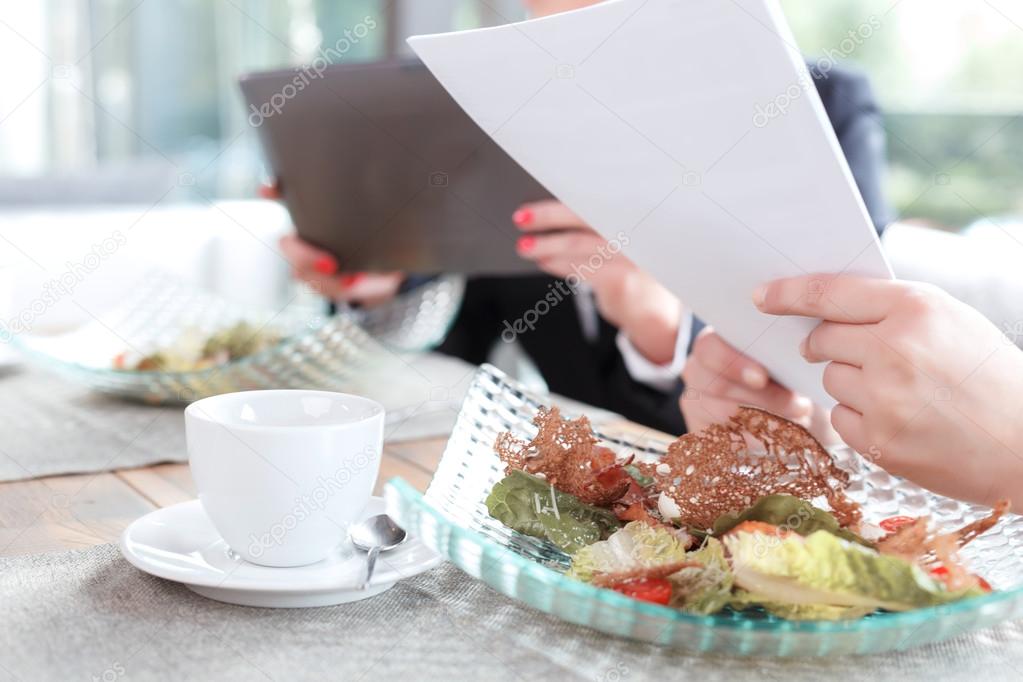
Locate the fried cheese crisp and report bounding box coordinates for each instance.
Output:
[494,407,634,507]
[877,500,1010,577]
[635,407,859,530]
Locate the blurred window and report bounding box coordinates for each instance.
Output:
[0,0,1019,227]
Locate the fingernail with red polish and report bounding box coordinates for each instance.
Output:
[513,209,533,227]
[517,236,536,253]
[314,256,338,275]
[340,273,365,287]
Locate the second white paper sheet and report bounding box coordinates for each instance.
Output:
[409,0,892,407]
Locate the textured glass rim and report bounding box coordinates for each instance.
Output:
[9,274,465,382]
[386,477,1023,634]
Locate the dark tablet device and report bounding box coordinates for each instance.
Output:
[239,59,554,275]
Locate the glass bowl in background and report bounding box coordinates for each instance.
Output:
[11,272,464,405]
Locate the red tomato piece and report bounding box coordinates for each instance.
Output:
[612,578,672,605]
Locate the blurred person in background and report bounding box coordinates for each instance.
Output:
[274,0,892,436]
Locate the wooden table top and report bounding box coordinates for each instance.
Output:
[0,418,663,559]
[0,436,449,559]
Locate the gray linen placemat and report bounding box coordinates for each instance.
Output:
[3,545,1023,682]
[0,367,186,483]
[0,356,619,483]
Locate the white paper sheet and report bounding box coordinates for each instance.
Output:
[408,0,892,406]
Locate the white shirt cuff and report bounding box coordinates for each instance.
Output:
[615,311,693,392]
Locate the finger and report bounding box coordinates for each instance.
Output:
[532,258,575,280]
[298,272,402,304]
[754,274,903,323]
[513,200,589,231]
[802,321,874,366]
[690,328,771,389]
[680,393,747,427]
[830,404,869,453]
[517,231,605,261]
[333,272,403,304]
[296,270,348,300]
[682,394,812,433]
[280,234,337,275]
[821,362,868,414]
[683,361,813,420]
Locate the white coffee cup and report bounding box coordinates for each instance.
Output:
[185,390,384,568]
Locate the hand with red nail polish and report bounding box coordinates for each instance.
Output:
[278,233,403,306]
[512,199,682,367]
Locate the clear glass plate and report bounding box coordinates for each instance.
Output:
[384,363,1023,657]
[11,272,464,405]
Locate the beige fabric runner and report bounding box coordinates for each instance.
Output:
[2,544,1023,682]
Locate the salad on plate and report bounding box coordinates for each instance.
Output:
[485,406,1008,619]
[112,321,283,372]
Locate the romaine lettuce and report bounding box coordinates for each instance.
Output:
[724,528,983,617]
[667,537,734,614]
[568,523,735,614]
[712,494,872,547]
[567,521,688,582]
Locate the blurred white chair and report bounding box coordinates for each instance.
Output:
[0,201,293,335]
[883,220,1023,344]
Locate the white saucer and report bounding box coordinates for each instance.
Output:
[119,497,442,608]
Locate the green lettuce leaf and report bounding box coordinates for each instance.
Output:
[486,470,622,554]
[566,521,689,582]
[712,494,872,547]
[729,590,875,620]
[723,528,984,618]
[668,537,734,614]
